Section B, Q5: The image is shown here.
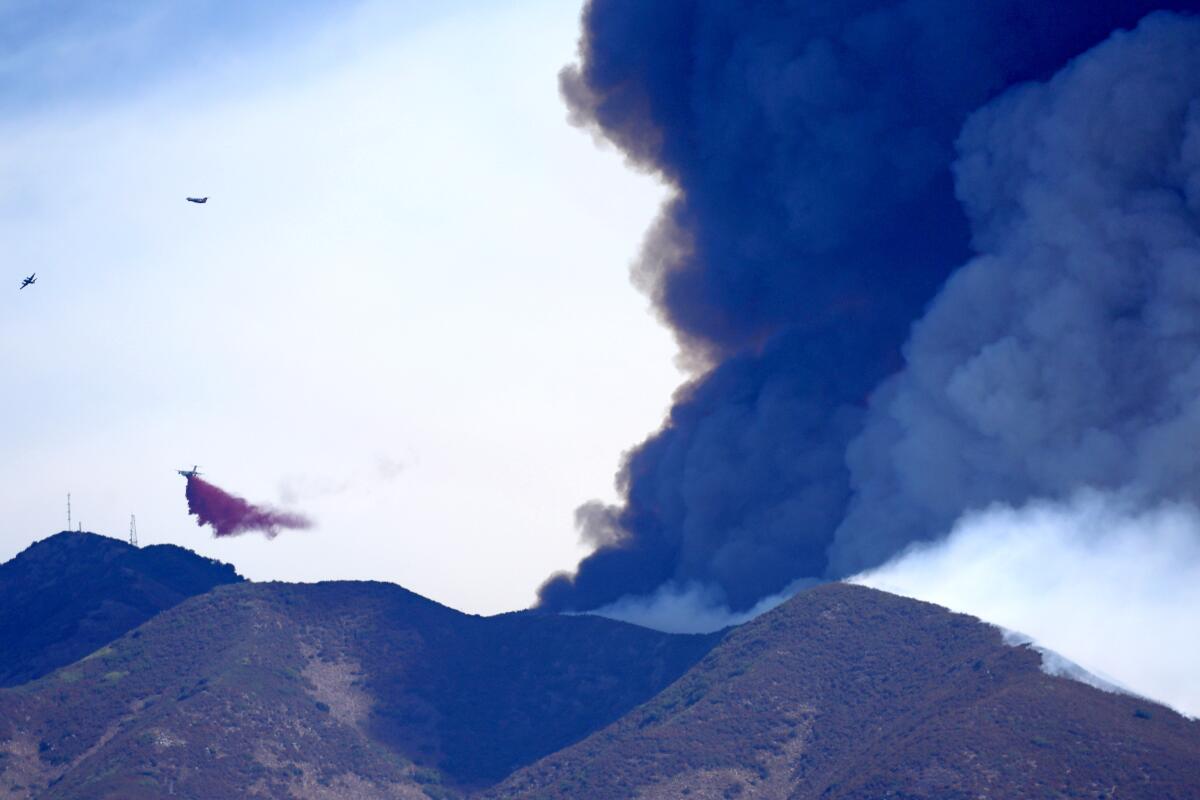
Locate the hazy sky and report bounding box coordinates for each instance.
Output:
[0,0,678,614]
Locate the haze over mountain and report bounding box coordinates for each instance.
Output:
[0,532,241,687]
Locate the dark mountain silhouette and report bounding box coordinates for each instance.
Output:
[491,583,1200,799]
[0,580,718,798]
[0,532,242,687]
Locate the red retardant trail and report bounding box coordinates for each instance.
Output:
[184,476,311,538]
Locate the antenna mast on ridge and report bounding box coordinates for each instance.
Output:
[67,493,72,532]
[129,515,138,547]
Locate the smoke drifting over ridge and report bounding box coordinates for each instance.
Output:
[184,476,311,538]
[853,492,1200,717]
[541,1,1200,618]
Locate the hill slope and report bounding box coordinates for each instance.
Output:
[0,580,718,799]
[0,532,242,687]
[490,583,1200,800]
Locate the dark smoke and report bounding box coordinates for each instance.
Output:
[540,0,1200,615]
[184,476,311,538]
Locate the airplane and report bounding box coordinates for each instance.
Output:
[186,197,208,204]
[176,465,202,478]
[19,273,35,290]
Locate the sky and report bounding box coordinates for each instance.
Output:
[0,0,678,614]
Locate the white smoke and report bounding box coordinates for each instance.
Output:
[999,628,1131,698]
[830,13,1200,574]
[586,578,819,634]
[853,491,1200,717]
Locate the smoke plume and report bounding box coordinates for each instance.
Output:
[184,476,312,538]
[585,577,820,635]
[541,0,1200,615]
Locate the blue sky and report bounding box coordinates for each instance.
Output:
[1,0,340,109]
[0,0,676,613]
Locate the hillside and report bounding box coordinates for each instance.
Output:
[0,580,718,799]
[0,532,242,687]
[3,552,1197,800]
[490,583,1200,800]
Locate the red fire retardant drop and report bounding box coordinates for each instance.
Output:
[184,476,311,538]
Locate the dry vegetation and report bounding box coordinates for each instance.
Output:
[2,536,1197,799]
[0,580,716,799]
[488,584,1200,800]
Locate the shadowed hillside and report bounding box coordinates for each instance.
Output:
[0,580,719,799]
[0,532,242,687]
[490,583,1200,800]
[3,549,1197,799]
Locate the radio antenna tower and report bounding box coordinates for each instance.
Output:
[129,515,138,547]
[67,493,72,532]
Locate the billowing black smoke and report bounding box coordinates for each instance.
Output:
[539,0,1200,616]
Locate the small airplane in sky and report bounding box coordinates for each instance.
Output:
[177,465,203,478]
[19,273,36,290]
[186,197,208,204]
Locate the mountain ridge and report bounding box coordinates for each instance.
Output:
[2,535,1198,798]
[0,577,720,798]
[0,531,242,687]
[490,583,1200,799]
